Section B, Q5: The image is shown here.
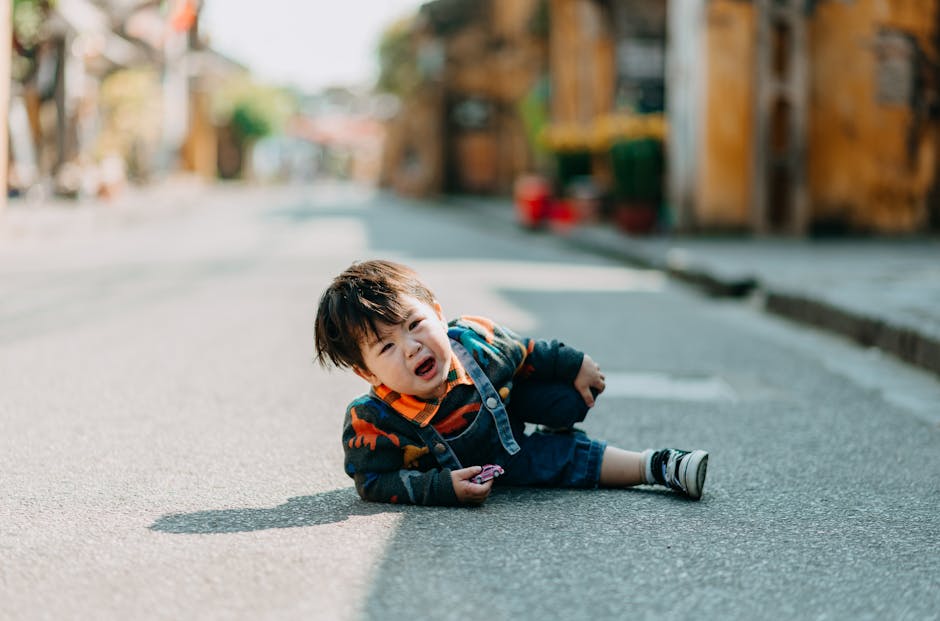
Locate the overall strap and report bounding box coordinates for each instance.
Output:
[449,339,521,456]
[412,416,464,471]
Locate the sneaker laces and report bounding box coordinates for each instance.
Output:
[651,449,689,493]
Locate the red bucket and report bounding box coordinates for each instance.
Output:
[514,175,552,229]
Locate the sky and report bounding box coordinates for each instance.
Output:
[200,0,426,92]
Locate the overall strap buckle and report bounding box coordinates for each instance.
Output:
[450,339,521,456]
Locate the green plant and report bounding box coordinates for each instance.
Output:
[12,0,55,81]
[518,76,552,173]
[528,0,550,39]
[609,137,663,203]
[376,17,419,96]
[212,76,295,142]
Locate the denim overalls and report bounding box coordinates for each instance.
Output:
[404,337,607,488]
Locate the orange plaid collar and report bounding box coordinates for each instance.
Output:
[373,352,473,426]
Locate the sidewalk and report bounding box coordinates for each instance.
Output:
[450,196,940,379]
[0,174,214,246]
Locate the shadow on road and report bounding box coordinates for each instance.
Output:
[149,487,401,534]
[149,485,678,536]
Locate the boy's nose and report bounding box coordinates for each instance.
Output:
[406,339,421,357]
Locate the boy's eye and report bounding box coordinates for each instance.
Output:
[379,343,393,354]
[409,319,422,330]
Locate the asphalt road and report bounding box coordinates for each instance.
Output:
[1,183,938,620]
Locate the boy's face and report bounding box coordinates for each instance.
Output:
[353,296,452,400]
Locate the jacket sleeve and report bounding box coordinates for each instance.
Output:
[495,324,585,383]
[342,401,461,506]
[451,316,586,384]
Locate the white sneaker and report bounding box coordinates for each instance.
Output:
[645,448,709,500]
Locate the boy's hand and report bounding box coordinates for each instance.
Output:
[574,354,606,407]
[451,466,494,505]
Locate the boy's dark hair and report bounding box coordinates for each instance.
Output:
[314,260,437,370]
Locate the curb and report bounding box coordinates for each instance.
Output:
[763,292,940,377]
[560,223,940,379]
[562,225,759,297]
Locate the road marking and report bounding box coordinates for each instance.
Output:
[603,372,737,402]
[412,259,667,332]
[719,303,940,426]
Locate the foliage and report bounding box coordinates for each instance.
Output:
[13,0,53,48]
[610,138,664,202]
[376,17,419,96]
[12,0,55,81]
[527,0,550,39]
[211,75,296,142]
[539,113,667,153]
[518,76,552,172]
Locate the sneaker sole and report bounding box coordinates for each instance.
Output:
[679,450,708,500]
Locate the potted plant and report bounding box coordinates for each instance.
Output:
[602,114,666,234]
[539,123,594,194]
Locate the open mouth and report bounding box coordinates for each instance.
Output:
[414,356,437,379]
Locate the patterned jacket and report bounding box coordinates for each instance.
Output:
[342,315,585,505]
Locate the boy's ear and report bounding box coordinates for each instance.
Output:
[353,365,381,387]
[432,300,445,320]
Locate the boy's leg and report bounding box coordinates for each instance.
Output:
[598,446,647,487]
[504,383,709,499]
[499,428,605,488]
[507,380,589,429]
[600,446,710,500]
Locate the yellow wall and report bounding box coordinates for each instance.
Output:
[694,0,938,233]
[181,89,217,179]
[698,0,755,229]
[493,0,540,39]
[549,0,614,125]
[809,0,938,232]
[541,0,940,232]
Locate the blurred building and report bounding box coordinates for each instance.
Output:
[268,88,386,185]
[8,0,244,201]
[380,0,548,196]
[383,0,940,235]
[669,0,940,234]
[10,0,149,198]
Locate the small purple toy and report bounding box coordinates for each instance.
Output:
[470,464,504,484]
